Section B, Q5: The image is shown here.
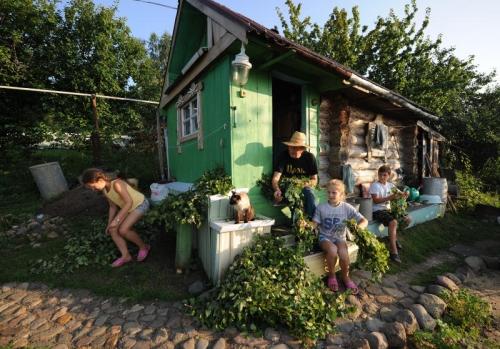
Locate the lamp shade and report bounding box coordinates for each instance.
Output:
[231,44,252,86]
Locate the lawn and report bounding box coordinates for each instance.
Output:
[1,148,499,302]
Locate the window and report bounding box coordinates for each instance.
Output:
[176,82,203,149]
[181,97,198,137]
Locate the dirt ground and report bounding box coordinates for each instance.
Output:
[41,185,109,217]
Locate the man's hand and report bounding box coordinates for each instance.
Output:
[274,189,283,203]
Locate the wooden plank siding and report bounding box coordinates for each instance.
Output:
[320,94,419,193]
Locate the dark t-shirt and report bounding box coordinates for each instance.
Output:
[274,150,318,178]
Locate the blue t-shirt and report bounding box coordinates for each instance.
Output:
[313,201,364,242]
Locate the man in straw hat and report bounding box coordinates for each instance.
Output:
[272,131,318,218]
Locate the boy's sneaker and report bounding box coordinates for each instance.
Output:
[390,253,402,264]
[396,240,403,250]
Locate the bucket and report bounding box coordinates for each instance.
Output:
[346,197,373,221]
[422,177,448,203]
[356,197,373,221]
[150,182,169,205]
[29,162,68,200]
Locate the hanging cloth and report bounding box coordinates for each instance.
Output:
[341,164,356,194]
[374,123,388,148]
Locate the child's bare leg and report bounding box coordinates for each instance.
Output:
[108,227,132,260]
[388,219,398,254]
[320,240,338,277]
[336,241,351,283]
[119,211,148,250]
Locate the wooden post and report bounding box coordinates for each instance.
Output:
[90,94,102,165]
[156,109,166,180]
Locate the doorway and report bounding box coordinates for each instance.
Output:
[272,78,302,167]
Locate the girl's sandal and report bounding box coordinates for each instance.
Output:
[137,245,151,262]
[111,257,131,268]
[344,280,359,295]
[327,276,339,292]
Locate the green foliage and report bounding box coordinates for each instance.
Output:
[189,234,351,341]
[454,170,483,210]
[257,173,315,251]
[411,289,494,348]
[480,157,500,191]
[390,187,410,230]
[30,220,117,274]
[441,289,492,330]
[147,167,233,229]
[277,0,498,184]
[346,219,389,281]
[0,0,171,154]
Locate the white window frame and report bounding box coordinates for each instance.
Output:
[176,82,203,148]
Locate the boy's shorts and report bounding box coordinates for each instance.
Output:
[373,210,396,226]
[134,199,150,214]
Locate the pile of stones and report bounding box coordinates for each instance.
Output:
[2,215,68,248]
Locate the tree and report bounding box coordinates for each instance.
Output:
[277,0,498,183]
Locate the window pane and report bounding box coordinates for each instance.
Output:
[183,120,190,136]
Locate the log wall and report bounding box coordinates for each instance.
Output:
[319,94,419,193]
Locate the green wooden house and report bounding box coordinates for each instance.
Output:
[160,0,447,282]
[160,0,445,219]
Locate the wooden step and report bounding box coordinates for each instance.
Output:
[303,241,359,277]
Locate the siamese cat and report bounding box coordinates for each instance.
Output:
[229,191,255,223]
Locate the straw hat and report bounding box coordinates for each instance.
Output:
[283,131,311,148]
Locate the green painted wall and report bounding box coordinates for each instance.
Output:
[164,56,231,182]
[168,2,207,83]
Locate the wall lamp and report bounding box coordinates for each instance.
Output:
[231,43,252,98]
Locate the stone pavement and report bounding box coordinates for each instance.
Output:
[1,242,499,348]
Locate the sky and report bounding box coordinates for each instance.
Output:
[78,0,499,80]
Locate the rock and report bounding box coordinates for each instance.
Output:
[363,302,379,316]
[379,307,397,322]
[426,284,449,296]
[418,293,447,318]
[188,281,205,295]
[449,244,481,257]
[212,338,226,349]
[436,275,459,292]
[482,256,500,270]
[366,284,384,296]
[265,328,281,343]
[365,332,388,349]
[365,317,386,332]
[346,295,362,319]
[270,344,289,349]
[382,287,405,299]
[349,337,370,349]
[409,304,436,331]
[196,338,209,349]
[394,309,419,335]
[182,338,196,349]
[375,295,395,304]
[335,318,355,333]
[465,256,486,272]
[152,328,169,346]
[47,231,59,239]
[443,273,462,285]
[382,322,406,348]
[410,285,425,293]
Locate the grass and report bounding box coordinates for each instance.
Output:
[0,217,199,302]
[387,212,499,274]
[409,260,462,285]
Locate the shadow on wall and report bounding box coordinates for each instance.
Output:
[234,142,271,167]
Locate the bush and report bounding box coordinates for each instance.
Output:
[188,234,351,341]
[411,289,493,348]
[480,157,500,191]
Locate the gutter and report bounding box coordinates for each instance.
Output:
[347,74,439,121]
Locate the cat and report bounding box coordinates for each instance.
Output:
[229,191,255,223]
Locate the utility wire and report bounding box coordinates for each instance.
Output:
[131,0,176,10]
[0,85,159,105]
